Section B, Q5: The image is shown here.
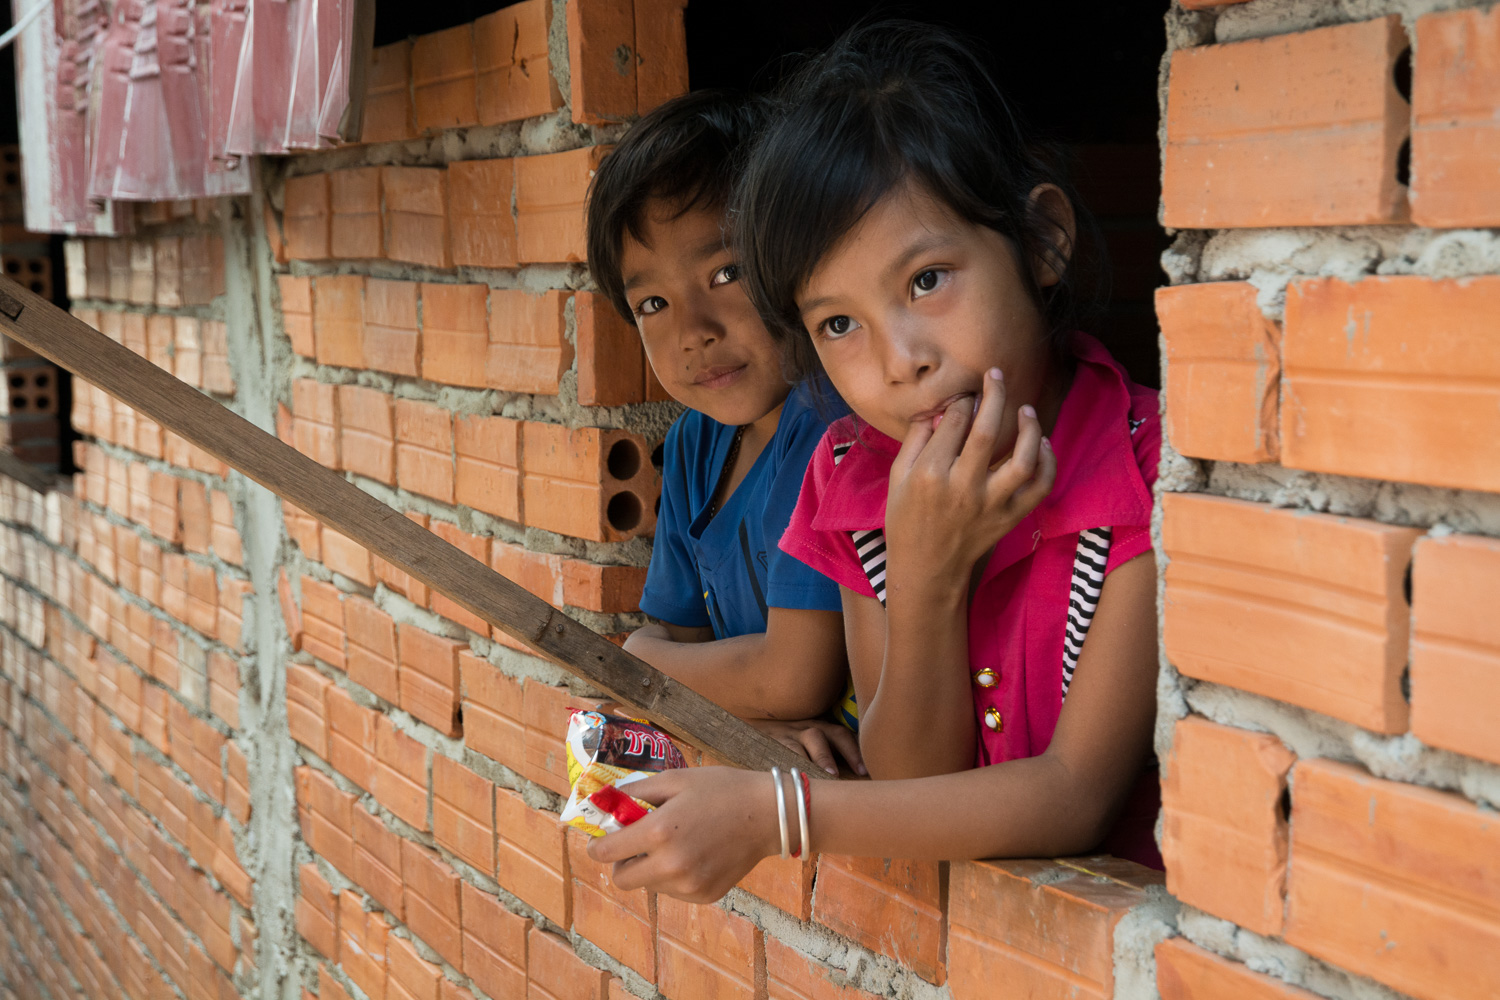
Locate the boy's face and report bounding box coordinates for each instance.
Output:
[620,201,790,427]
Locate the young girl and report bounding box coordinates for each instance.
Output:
[587,21,1162,901]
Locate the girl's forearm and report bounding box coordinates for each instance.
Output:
[804,755,1111,860]
[858,586,977,778]
[623,630,837,720]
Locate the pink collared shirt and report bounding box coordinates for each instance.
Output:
[780,333,1162,864]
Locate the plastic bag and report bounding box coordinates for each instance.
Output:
[560,709,686,837]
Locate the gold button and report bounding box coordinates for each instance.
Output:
[984,707,1003,732]
[973,667,997,688]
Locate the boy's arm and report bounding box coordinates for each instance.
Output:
[623,608,847,720]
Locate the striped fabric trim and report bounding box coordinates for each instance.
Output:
[832,442,891,606]
[1062,527,1112,699]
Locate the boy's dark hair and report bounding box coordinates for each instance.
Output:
[586,89,765,323]
[734,20,1107,377]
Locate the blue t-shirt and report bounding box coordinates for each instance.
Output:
[641,383,845,638]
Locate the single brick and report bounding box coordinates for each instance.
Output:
[345,596,401,706]
[1158,281,1280,463]
[739,854,815,924]
[566,0,635,125]
[353,805,405,919]
[521,422,659,542]
[389,935,444,1000]
[528,929,608,1000]
[292,378,341,470]
[813,856,944,984]
[412,24,479,133]
[495,787,570,927]
[364,278,422,378]
[284,173,333,259]
[174,315,203,387]
[420,282,489,388]
[394,399,455,504]
[1163,17,1408,228]
[574,292,646,406]
[202,319,235,395]
[460,882,530,1000]
[657,895,762,1000]
[1282,275,1500,493]
[454,415,522,523]
[948,857,1164,1000]
[515,147,608,264]
[401,840,463,969]
[313,274,366,369]
[338,385,396,486]
[567,826,656,980]
[373,714,429,831]
[448,159,517,269]
[330,167,386,259]
[1411,532,1500,765]
[1161,493,1419,733]
[128,238,155,304]
[1411,6,1500,227]
[765,936,881,1000]
[363,41,415,143]
[327,686,379,793]
[326,528,376,587]
[433,754,495,873]
[560,560,647,614]
[633,0,689,114]
[383,167,451,268]
[179,479,212,554]
[300,575,346,670]
[486,289,572,394]
[1162,716,1296,935]
[475,1,561,125]
[1156,938,1321,1000]
[209,490,241,565]
[397,624,463,737]
[286,663,331,758]
[285,500,323,560]
[296,862,339,958]
[1285,759,1500,1000]
[339,890,390,1000]
[460,651,525,772]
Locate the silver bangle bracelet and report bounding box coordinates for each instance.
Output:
[791,767,810,859]
[771,766,790,860]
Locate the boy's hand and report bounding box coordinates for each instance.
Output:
[748,718,866,776]
[885,367,1056,598]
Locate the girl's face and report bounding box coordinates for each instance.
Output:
[798,182,1060,453]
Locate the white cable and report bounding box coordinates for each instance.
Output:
[0,0,54,52]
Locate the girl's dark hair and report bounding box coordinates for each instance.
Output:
[734,20,1107,377]
[586,89,766,323]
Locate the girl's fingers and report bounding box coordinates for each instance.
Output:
[822,723,867,775]
[794,728,840,776]
[1010,435,1058,512]
[987,402,1043,500]
[893,408,938,478]
[956,368,1006,479]
[607,852,656,893]
[925,391,976,465]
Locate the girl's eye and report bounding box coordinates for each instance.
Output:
[711,263,741,286]
[912,268,945,297]
[636,295,667,317]
[819,315,860,340]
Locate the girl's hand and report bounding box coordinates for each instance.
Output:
[885,368,1057,593]
[748,718,867,776]
[585,768,781,902]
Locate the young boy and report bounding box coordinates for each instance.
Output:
[586,90,860,774]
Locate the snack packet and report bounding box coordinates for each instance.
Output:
[561,709,686,837]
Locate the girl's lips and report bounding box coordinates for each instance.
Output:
[909,391,975,425]
[694,364,748,390]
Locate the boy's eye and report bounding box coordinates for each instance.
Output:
[819,315,860,339]
[636,295,668,317]
[912,268,945,297]
[711,263,741,286]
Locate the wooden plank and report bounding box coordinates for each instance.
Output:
[0,276,824,776]
[0,448,58,495]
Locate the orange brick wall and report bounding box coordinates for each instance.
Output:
[1156,4,1500,1000]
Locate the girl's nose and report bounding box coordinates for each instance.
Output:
[880,320,939,384]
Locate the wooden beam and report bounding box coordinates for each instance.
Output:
[0,277,826,776]
[0,448,59,495]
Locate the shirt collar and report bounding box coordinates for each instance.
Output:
[809,333,1153,545]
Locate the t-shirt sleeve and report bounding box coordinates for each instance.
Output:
[639,422,712,628]
[1106,390,1162,575]
[778,432,878,600]
[762,415,848,612]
